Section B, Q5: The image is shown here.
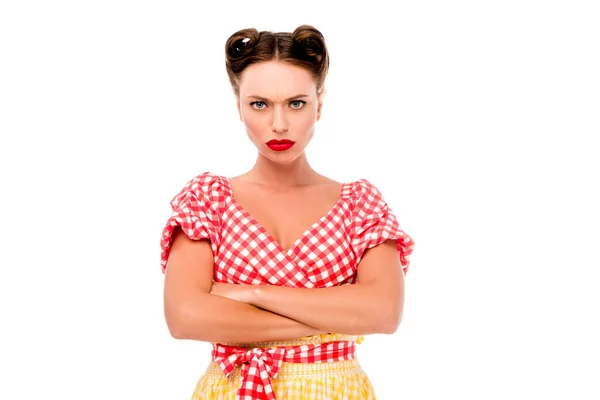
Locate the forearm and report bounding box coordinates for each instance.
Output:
[169,292,324,344]
[250,283,401,335]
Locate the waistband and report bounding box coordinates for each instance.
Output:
[214,333,363,348]
[211,340,356,400]
[204,358,364,379]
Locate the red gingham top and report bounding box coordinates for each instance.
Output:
[160,171,414,284]
[159,172,415,399]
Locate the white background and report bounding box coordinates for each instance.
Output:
[1,1,599,399]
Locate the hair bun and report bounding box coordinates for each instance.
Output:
[226,28,259,61]
[292,25,327,67]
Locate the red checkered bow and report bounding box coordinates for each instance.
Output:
[213,344,286,400]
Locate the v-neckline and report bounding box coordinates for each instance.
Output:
[222,176,349,256]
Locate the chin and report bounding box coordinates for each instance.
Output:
[260,149,304,165]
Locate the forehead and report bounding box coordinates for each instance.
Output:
[239,60,316,98]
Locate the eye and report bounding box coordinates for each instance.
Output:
[250,101,267,110]
[290,100,306,109]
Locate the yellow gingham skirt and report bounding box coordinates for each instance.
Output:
[191,334,376,400]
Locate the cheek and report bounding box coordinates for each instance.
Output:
[241,111,266,136]
[293,110,318,130]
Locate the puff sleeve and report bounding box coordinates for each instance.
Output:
[351,179,415,275]
[159,173,221,274]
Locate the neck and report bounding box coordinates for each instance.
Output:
[246,153,318,187]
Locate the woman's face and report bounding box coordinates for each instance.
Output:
[237,60,322,165]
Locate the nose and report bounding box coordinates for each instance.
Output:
[271,107,289,134]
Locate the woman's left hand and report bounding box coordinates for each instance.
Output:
[210,282,254,303]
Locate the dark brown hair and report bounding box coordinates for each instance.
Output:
[225,25,329,99]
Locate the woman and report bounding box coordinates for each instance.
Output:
[160,24,415,400]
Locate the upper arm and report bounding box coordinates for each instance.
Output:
[351,179,414,330]
[163,228,215,335]
[356,239,405,328]
[159,173,222,335]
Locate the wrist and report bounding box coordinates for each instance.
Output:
[249,285,263,306]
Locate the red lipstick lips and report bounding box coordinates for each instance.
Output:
[266,139,295,151]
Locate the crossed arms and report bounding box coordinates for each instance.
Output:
[163,228,405,344]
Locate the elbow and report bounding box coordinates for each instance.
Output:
[169,328,186,340]
[165,303,198,340]
[168,323,188,340]
[380,317,401,334]
[355,296,403,335]
[375,305,403,335]
[164,293,216,341]
[165,300,216,341]
[165,309,187,340]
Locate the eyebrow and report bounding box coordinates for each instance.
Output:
[246,94,310,101]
